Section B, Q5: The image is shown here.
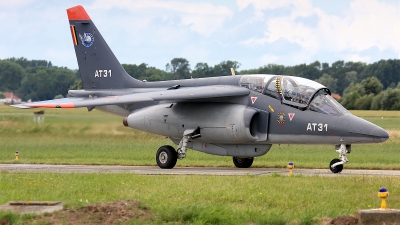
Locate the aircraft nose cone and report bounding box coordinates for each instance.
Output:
[346,114,389,143]
[374,127,389,143]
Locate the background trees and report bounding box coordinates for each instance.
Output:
[338,75,400,110]
[191,60,240,78]
[0,57,76,101]
[17,67,76,101]
[0,57,399,110]
[166,58,191,80]
[0,60,25,92]
[192,62,212,78]
[122,63,167,81]
[381,88,400,110]
[359,59,400,89]
[315,74,338,94]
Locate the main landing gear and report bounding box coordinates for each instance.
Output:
[329,144,350,173]
[156,128,258,169]
[156,129,200,169]
[156,145,256,169]
[233,157,254,168]
[156,145,177,169]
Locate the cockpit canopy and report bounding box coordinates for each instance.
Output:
[239,75,348,116]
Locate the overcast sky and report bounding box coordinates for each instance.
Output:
[0,0,399,71]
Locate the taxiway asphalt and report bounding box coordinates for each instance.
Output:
[1,164,400,177]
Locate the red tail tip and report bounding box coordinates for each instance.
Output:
[67,5,91,21]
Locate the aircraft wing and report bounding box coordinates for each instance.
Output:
[12,85,250,109]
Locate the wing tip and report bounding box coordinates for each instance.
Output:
[11,103,75,109]
[10,104,31,109]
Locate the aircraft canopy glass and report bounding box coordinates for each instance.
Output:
[239,75,275,94]
[239,75,325,105]
[309,89,348,116]
[239,74,348,116]
[278,76,325,104]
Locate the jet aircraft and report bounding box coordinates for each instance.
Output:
[13,5,389,173]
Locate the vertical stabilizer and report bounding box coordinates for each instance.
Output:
[67,5,141,89]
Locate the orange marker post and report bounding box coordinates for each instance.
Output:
[15,151,19,160]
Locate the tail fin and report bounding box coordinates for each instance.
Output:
[67,5,141,89]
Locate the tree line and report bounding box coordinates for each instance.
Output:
[0,57,76,101]
[0,57,399,110]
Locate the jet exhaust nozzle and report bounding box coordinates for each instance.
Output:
[123,117,129,127]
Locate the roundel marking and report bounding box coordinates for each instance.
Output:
[79,32,94,47]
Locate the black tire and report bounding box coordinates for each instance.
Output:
[156,145,177,169]
[233,157,254,168]
[329,158,343,173]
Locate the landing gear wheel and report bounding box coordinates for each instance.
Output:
[156,145,177,169]
[330,158,343,173]
[233,157,254,168]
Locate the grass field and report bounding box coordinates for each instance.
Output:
[1,105,400,224]
[0,106,399,169]
[1,172,400,224]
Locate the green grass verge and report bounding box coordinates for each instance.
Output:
[1,172,400,224]
[1,106,400,224]
[1,106,400,169]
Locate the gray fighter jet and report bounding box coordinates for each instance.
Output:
[13,5,389,173]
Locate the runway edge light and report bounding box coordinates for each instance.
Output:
[378,187,389,209]
[287,162,294,176]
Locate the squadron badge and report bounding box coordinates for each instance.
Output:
[277,112,285,124]
[79,33,94,47]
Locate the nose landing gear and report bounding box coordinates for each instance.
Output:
[329,144,350,173]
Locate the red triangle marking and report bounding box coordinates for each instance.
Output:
[251,97,257,104]
[288,113,295,121]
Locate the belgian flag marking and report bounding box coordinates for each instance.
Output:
[70,25,78,45]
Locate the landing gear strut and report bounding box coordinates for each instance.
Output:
[176,128,201,159]
[329,144,350,173]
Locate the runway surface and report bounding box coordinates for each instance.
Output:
[1,164,400,177]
